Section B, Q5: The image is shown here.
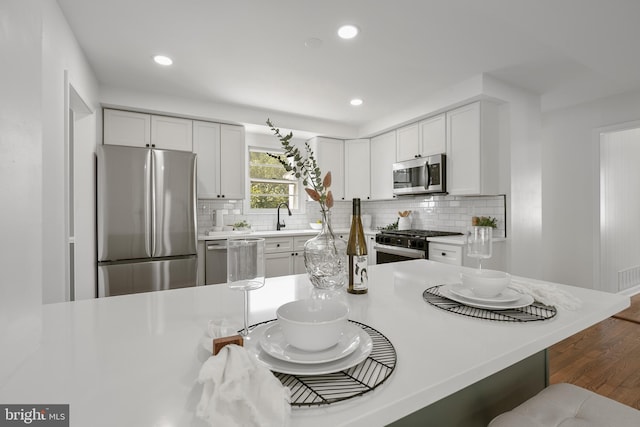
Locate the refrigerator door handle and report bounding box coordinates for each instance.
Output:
[148,150,155,257]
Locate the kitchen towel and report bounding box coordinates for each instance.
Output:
[196,321,291,427]
[510,279,582,311]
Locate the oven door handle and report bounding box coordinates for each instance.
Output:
[374,244,426,259]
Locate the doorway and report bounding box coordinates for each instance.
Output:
[65,76,95,301]
[599,125,640,294]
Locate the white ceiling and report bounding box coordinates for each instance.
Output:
[57,0,640,132]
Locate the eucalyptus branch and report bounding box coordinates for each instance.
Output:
[266,119,333,212]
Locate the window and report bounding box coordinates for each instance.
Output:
[249,149,299,209]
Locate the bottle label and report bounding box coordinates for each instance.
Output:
[352,255,368,290]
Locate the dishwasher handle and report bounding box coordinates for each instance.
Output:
[206,241,227,251]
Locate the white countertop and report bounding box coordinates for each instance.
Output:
[0,261,628,427]
[199,228,369,240]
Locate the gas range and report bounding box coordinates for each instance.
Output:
[374,229,463,264]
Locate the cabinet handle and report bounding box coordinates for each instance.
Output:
[145,144,150,147]
[151,144,156,148]
[442,252,446,256]
[276,244,280,247]
[222,195,225,198]
[216,195,220,198]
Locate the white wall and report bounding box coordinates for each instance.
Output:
[41,0,99,303]
[0,0,43,385]
[541,89,640,289]
[483,76,543,279]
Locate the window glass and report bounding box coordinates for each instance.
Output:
[249,149,298,209]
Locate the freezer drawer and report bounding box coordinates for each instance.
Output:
[98,256,197,297]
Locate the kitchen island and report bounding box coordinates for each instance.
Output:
[0,260,629,426]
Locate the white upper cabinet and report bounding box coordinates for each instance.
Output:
[103,109,151,148]
[446,101,499,196]
[370,131,397,200]
[151,115,193,151]
[104,109,192,152]
[193,121,246,200]
[344,138,371,200]
[219,124,246,200]
[420,114,446,156]
[396,114,446,161]
[309,137,345,201]
[192,121,220,199]
[396,123,420,161]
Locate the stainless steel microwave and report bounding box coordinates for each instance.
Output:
[392,154,446,196]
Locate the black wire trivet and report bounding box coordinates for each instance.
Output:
[246,320,396,407]
[423,285,557,322]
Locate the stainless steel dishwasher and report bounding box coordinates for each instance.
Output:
[205,240,227,285]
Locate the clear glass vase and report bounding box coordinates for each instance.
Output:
[304,209,347,290]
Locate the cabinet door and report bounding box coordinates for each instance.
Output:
[420,114,446,156]
[265,252,293,278]
[365,233,377,265]
[219,124,245,199]
[103,109,151,148]
[344,139,370,200]
[193,121,221,199]
[151,115,193,151]
[446,102,481,195]
[370,131,397,200]
[293,252,306,274]
[313,137,345,201]
[396,123,420,161]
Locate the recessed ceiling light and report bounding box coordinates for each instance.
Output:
[338,24,359,39]
[350,98,363,106]
[153,55,173,66]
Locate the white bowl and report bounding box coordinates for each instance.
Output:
[276,299,349,352]
[460,269,511,298]
[309,222,322,230]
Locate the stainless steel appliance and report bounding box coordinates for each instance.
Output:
[374,229,462,264]
[205,240,227,285]
[392,153,446,196]
[96,145,197,297]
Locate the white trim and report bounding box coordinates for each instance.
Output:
[594,119,640,292]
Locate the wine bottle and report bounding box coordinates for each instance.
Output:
[347,198,368,294]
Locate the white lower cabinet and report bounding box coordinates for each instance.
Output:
[265,252,294,278]
[292,236,308,275]
[429,242,462,266]
[429,239,506,271]
[264,236,310,278]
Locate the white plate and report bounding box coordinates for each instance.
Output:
[448,283,521,303]
[260,323,361,364]
[245,322,373,375]
[441,284,534,310]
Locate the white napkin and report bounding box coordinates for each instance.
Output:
[196,321,291,427]
[510,278,582,311]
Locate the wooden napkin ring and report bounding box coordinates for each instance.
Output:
[213,335,243,355]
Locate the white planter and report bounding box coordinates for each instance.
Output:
[398,217,411,230]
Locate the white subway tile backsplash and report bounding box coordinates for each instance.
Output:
[197,195,507,237]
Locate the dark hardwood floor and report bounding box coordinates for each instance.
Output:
[549,294,640,410]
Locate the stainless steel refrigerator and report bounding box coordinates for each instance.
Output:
[97,145,197,297]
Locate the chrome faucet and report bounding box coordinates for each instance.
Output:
[276,202,292,230]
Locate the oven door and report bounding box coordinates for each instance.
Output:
[374,244,426,264]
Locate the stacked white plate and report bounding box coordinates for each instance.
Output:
[245,321,373,375]
[440,283,534,310]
